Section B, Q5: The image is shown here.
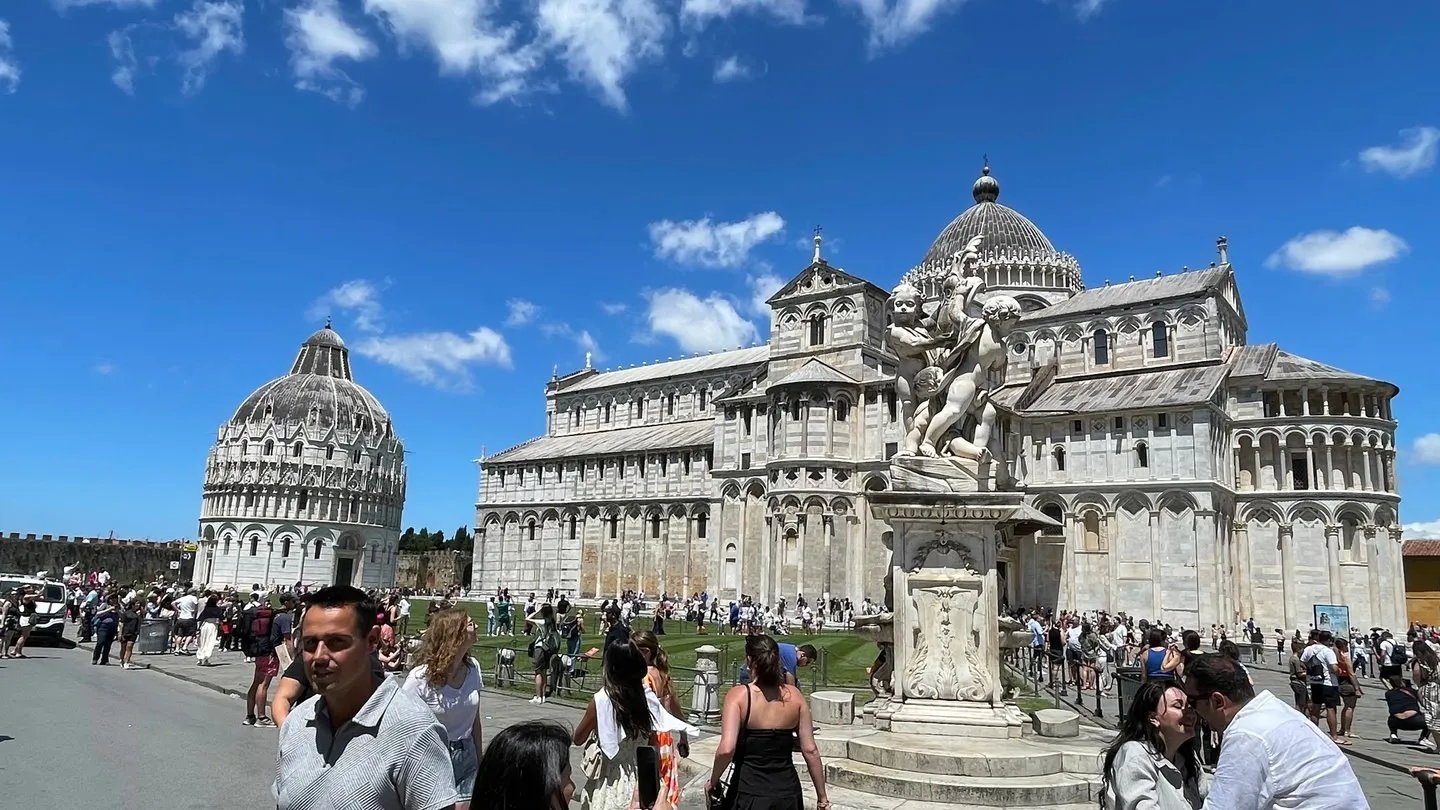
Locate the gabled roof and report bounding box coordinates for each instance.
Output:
[558,347,768,394]
[1021,266,1230,324]
[769,359,859,388]
[486,420,716,463]
[1404,540,1440,557]
[1020,364,1230,413]
[766,261,889,305]
[1227,343,1279,378]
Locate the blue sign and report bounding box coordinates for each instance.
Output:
[1313,604,1351,640]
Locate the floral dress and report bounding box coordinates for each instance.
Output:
[644,672,681,807]
[1417,662,1440,738]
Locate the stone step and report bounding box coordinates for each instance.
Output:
[827,758,1097,807]
[845,733,1067,777]
[815,782,1099,810]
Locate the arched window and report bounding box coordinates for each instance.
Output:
[1135,441,1149,468]
[609,516,619,538]
[222,536,231,555]
[326,445,335,461]
[281,536,291,558]
[808,313,827,346]
[1340,516,1362,562]
[696,513,708,538]
[1053,445,1066,472]
[1040,504,1064,536]
[528,520,537,543]
[298,490,308,511]
[723,543,739,590]
[568,515,578,540]
[249,536,259,556]
[263,440,274,455]
[313,539,323,559]
[835,399,850,422]
[240,440,249,456]
[351,447,361,463]
[292,441,303,457]
[1082,512,1103,551]
[603,402,612,423]
[1152,321,1169,358]
[699,388,709,411]
[1093,329,1109,365]
[634,397,645,419]
[650,514,661,538]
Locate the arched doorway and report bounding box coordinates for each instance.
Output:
[334,535,362,586]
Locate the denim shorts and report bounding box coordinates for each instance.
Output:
[450,735,477,800]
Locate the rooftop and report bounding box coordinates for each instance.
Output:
[1021,265,1230,323]
[1018,363,1231,414]
[1404,540,1440,557]
[486,419,716,463]
[559,346,769,394]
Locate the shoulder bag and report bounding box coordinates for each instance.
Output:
[708,686,752,810]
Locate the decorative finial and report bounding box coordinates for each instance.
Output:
[584,351,592,369]
[972,158,1000,204]
[551,364,558,380]
[324,316,332,330]
[1217,235,1229,265]
[813,225,823,263]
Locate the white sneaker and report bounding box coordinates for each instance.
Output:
[528,696,541,704]
[1389,733,1400,743]
[1422,740,1437,752]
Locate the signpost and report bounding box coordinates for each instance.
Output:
[1313,604,1351,640]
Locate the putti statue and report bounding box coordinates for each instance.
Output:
[885,235,1023,492]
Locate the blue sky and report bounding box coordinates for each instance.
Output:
[0,0,1437,541]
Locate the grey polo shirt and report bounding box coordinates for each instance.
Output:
[273,676,459,810]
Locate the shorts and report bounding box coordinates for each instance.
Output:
[1290,681,1309,706]
[1065,648,1082,663]
[122,633,138,643]
[1309,684,1340,708]
[449,736,477,800]
[254,653,279,679]
[531,648,553,674]
[1339,682,1359,707]
[176,619,197,637]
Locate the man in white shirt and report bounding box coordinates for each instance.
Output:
[397,596,411,636]
[1301,631,1342,742]
[173,588,200,655]
[1185,655,1368,810]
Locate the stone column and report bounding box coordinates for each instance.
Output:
[1232,521,1253,620]
[1361,447,1373,491]
[1323,442,1334,491]
[1321,386,1330,415]
[1253,446,1262,490]
[1390,528,1406,630]
[1306,442,1317,491]
[1280,447,1292,490]
[1279,524,1295,632]
[1324,525,1342,605]
[825,401,835,458]
[1148,510,1162,618]
[1365,527,1381,631]
[1302,386,1310,416]
[824,515,835,598]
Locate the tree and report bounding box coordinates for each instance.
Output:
[399,527,419,552]
[452,526,473,554]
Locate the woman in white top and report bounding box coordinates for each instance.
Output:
[1100,680,1205,810]
[401,609,484,810]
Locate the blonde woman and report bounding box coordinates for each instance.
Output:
[400,609,484,810]
[631,630,686,807]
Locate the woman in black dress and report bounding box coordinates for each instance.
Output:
[707,635,829,810]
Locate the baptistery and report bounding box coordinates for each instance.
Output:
[194,324,407,589]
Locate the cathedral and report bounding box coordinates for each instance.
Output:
[193,324,408,590]
[474,166,1405,634]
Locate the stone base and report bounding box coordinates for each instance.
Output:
[876,699,1029,739]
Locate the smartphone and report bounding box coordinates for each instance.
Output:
[637,745,661,809]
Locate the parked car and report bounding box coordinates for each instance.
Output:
[0,574,67,641]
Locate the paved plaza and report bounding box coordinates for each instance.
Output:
[2,631,1430,808]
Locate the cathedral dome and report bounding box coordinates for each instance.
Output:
[921,165,1057,265]
[230,324,392,434]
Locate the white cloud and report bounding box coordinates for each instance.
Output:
[748,272,784,318]
[648,211,785,268]
[505,298,540,326]
[713,55,752,83]
[1359,127,1439,179]
[93,362,116,375]
[1264,227,1408,276]
[0,21,18,94]
[1154,174,1172,189]
[1413,434,1440,464]
[355,328,512,389]
[1073,0,1106,19]
[841,0,970,51]
[285,0,378,106]
[1403,520,1440,539]
[600,301,628,315]
[107,30,139,94]
[575,329,602,358]
[309,280,386,333]
[680,0,806,28]
[363,0,545,106]
[644,288,759,353]
[535,0,668,112]
[538,320,605,359]
[1369,287,1391,309]
[53,0,161,7]
[174,0,244,95]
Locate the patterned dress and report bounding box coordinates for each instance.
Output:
[644,672,681,807]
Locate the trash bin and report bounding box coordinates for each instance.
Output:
[1115,666,1142,718]
[136,619,171,655]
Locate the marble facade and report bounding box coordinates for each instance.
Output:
[475,166,1404,633]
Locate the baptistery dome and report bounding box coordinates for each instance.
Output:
[194,324,406,591]
[904,164,1084,309]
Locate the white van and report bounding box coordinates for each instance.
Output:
[0,573,67,640]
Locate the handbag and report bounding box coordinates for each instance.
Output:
[708,686,751,810]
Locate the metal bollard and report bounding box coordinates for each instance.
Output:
[1411,768,1439,810]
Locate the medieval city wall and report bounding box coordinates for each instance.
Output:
[0,533,196,584]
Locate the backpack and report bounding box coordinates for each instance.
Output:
[532,623,559,656]
[250,606,279,655]
[1392,643,1408,667]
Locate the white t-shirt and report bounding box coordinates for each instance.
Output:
[398,598,411,619]
[400,659,483,741]
[1300,643,1338,688]
[175,594,200,621]
[1065,626,1083,653]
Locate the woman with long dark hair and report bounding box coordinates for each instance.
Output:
[1140,627,1182,683]
[574,638,693,810]
[527,603,560,704]
[1099,680,1204,809]
[708,634,828,810]
[631,629,685,806]
[473,721,576,810]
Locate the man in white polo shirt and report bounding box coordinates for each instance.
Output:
[274,586,457,810]
[1185,654,1367,810]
